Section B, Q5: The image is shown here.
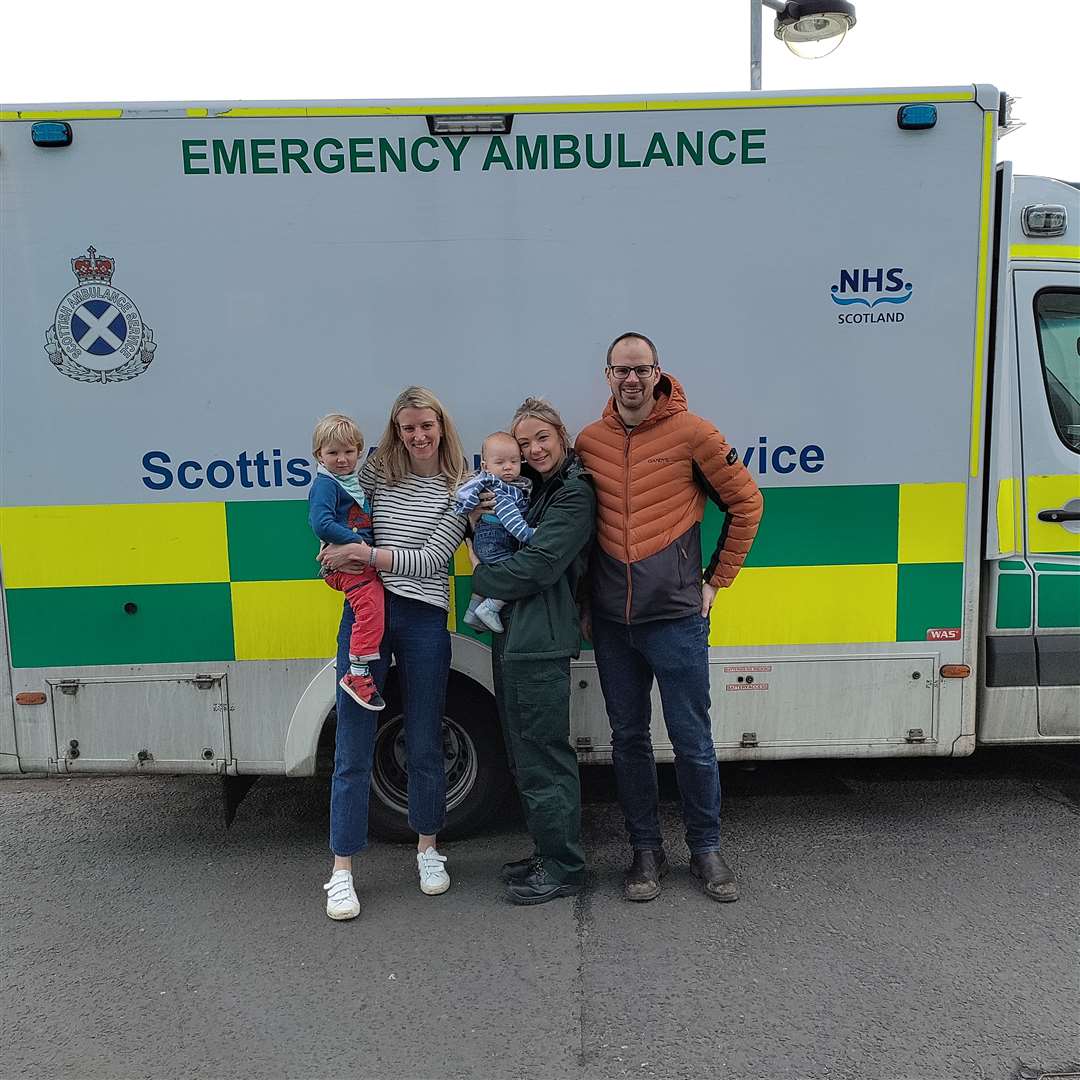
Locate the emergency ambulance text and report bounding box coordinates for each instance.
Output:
[180,129,767,177]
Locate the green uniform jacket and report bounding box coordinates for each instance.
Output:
[471,453,596,662]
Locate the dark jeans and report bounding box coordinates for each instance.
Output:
[472,519,516,564]
[329,591,451,856]
[591,613,721,854]
[491,619,585,884]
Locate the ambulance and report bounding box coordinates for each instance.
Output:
[1,85,1077,837]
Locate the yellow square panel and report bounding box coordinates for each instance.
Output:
[232,579,345,661]
[898,482,966,564]
[995,478,1019,555]
[1028,474,1080,554]
[709,564,898,647]
[453,542,473,576]
[0,503,229,588]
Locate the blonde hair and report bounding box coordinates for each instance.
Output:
[509,397,572,456]
[312,413,364,456]
[372,386,469,490]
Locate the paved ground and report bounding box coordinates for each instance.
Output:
[1,749,1078,1080]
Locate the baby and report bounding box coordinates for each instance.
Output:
[308,413,386,711]
[454,431,535,633]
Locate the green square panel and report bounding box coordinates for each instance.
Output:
[227,500,320,582]
[1038,572,1080,629]
[703,484,899,569]
[896,562,964,642]
[996,573,1032,630]
[7,583,235,668]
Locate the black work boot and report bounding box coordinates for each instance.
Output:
[506,859,583,906]
[500,854,539,884]
[623,849,668,902]
[689,851,738,902]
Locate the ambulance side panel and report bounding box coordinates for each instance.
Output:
[0,90,996,772]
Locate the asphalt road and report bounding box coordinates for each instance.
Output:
[2,750,1078,1080]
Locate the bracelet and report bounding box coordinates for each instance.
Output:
[367,546,378,567]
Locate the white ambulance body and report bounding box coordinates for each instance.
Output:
[0,86,1076,835]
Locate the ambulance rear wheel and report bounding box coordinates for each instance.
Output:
[367,674,512,843]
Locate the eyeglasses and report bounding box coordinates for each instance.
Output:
[607,364,658,381]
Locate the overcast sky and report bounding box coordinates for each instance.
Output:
[2,0,1076,180]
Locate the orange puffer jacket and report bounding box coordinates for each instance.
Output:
[575,372,763,624]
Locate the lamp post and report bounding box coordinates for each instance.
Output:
[750,0,857,90]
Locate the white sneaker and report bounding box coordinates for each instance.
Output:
[323,869,360,920]
[474,599,505,633]
[417,847,450,895]
[462,596,486,630]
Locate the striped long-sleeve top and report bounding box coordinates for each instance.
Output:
[359,459,467,611]
[454,472,535,543]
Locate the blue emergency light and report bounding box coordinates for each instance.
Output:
[31,121,73,147]
[897,104,937,131]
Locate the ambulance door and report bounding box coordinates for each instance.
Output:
[1015,273,1080,735]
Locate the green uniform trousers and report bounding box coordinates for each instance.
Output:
[491,627,585,884]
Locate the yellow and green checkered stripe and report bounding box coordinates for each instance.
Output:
[994,559,1080,631]
[698,481,966,647]
[0,481,967,668]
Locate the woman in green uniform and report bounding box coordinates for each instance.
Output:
[469,397,596,905]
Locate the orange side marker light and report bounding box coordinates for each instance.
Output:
[940,665,971,679]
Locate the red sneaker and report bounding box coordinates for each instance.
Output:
[339,673,386,711]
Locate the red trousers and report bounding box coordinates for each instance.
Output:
[324,567,385,662]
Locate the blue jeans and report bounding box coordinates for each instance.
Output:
[329,591,451,856]
[472,519,516,564]
[591,614,721,854]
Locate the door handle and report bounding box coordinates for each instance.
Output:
[1037,508,1080,523]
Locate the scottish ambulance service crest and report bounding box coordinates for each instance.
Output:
[44,247,157,383]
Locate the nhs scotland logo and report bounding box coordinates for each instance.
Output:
[830,267,912,325]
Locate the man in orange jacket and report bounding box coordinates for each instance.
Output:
[576,332,763,903]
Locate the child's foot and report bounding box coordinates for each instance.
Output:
[462,595,485,631]
[475,600,504,633]
[339,673,386,711]
[417,847,450,895]
[323,869,361,920]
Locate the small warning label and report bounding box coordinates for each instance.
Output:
[725,683,769,692]
[723,665,773,673]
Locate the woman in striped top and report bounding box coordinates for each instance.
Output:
[317,387,469,920]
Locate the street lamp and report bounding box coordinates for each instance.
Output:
[750,0,857,90]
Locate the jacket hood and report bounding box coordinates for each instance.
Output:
[601,372,688,431]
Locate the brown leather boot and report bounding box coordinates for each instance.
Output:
[689,851,738,902]
[623,849,668,902]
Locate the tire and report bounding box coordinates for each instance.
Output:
[364,672,512,843]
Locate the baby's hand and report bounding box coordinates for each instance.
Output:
[467,490,496,528]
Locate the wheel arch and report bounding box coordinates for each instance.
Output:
[283,633,494,776]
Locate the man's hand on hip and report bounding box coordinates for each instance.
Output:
[701,582,719,619]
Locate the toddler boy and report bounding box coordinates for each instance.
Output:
[308,413,386,711]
